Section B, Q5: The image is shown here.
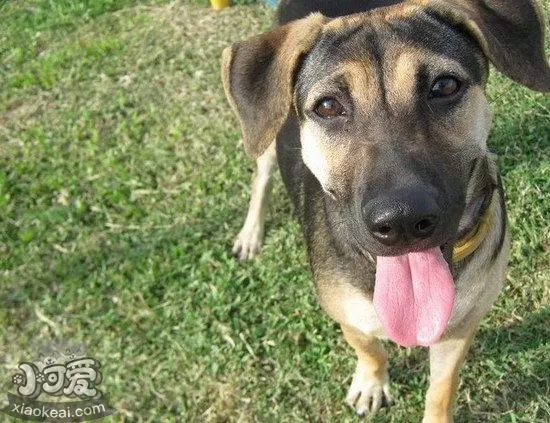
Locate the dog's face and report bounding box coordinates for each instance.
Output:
[295,10,492,256]
[222,0,550,258]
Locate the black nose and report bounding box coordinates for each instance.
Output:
[363,189,441,246]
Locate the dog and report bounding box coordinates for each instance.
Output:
[221,0,550,421]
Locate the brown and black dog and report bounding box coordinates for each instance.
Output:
[221,0,550,421]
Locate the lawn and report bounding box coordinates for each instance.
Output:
[0,0,549,422]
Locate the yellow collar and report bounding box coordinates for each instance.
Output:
[452,194,496,262]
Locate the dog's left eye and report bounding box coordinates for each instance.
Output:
[430,77,461,98]
[314,97,345,118]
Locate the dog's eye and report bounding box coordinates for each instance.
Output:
[430,77,461,98]
[314,97,345,118]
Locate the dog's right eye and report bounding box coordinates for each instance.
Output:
[314,97,345,118]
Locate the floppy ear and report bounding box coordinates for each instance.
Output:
[415,0,550,92]
[221,13,327,158]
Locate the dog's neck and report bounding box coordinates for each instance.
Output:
[453,192,496,262]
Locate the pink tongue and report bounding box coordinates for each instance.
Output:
[373,247,454,347]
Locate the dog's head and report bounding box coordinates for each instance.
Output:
[222,0,549,258]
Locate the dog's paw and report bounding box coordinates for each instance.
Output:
[422,416,453,423]
[346,365,393,416]
[232,225,263,261]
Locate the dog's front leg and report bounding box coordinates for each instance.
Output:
[422,324,479,423]
[342,325,392,416]
[232,142,277,261]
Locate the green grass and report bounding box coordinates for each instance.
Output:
[0,0,549,422]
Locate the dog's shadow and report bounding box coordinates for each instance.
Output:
[454,307,550,422]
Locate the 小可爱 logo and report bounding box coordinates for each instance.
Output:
[1,343,115,422]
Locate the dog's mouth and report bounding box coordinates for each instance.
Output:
[370,191,495,348]
[324,183,493,347]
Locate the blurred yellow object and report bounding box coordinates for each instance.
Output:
[211,0,229,10]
